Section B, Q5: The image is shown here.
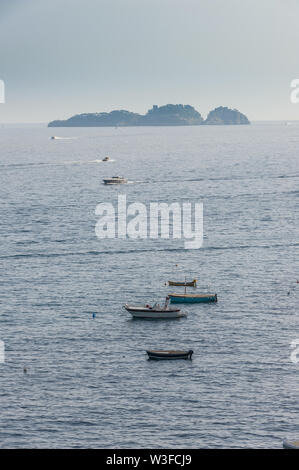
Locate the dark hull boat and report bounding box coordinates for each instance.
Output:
[283,440,299,449]
[168,279,197,287]
[146,350,193,360]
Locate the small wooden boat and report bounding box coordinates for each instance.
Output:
[168,279,197,287]
[123,296,186,319]
[146,350,193,360]
[169,293,217,303]
[283,439,299,449]
[103,176,127,185]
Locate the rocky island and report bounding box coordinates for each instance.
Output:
[48,104,249,127]
[204,106,250,125]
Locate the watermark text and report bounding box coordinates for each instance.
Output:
[0,341,5,363]
[290,339,299,364]
[95,195,203,249]
[0,80,5,103]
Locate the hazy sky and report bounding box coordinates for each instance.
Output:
[0,0,299,122]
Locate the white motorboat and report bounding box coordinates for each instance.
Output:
[103,176,128,185]
[123,296,187,319]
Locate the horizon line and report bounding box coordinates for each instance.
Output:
[1,119,299,125]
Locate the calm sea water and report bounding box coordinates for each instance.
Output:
[0,123,298,448]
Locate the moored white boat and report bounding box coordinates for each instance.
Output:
[123,297,186,319]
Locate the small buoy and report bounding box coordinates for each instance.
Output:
[23,367,27,374]
[288,291,290,295]
[92,313,96,318]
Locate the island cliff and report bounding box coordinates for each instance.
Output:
[48,104,249,127]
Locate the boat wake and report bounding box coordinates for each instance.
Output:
[49,136,78,140]
[2,241,298,261]
[88,159,115,163]
[0,159,116,169]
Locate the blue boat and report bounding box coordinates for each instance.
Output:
[169,293,217,303]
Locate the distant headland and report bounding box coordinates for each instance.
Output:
[48,104,250,127]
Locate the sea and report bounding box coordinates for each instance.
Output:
[0,122,298,448]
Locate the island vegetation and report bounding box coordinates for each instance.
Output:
[48,104,250,127]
